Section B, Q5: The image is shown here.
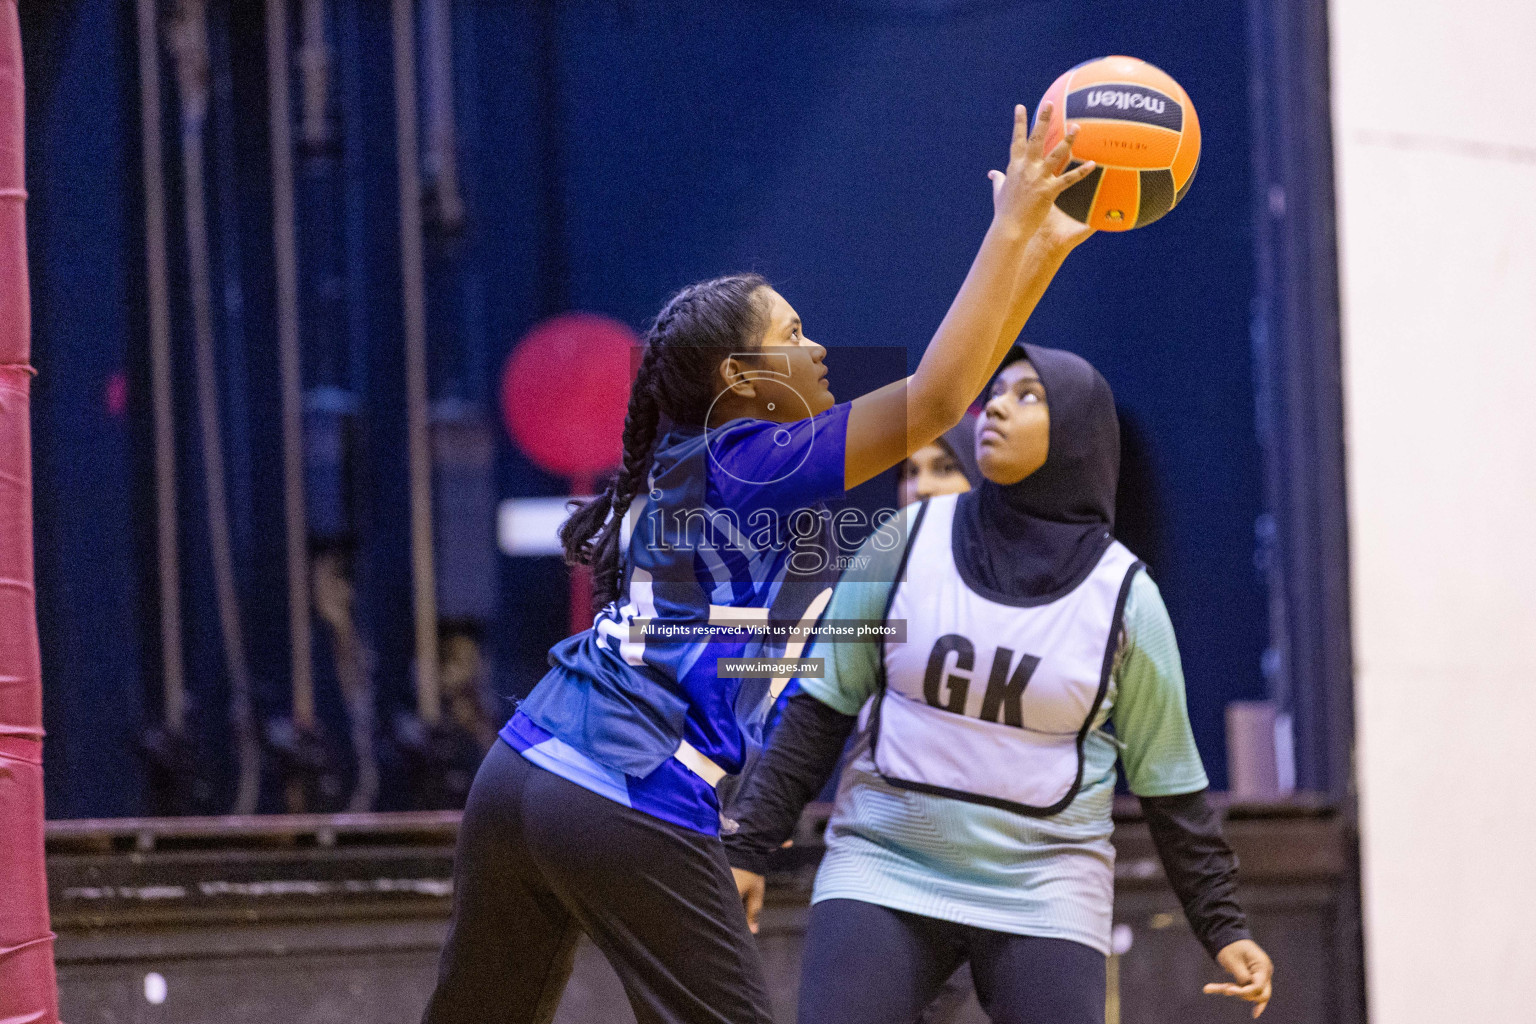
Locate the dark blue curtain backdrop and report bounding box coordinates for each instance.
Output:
[23,0,147,818]
[25,0,1265,817]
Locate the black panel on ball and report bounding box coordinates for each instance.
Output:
[1175,150,1201,205]
[1054,161,1104,224]
[1136,169,1177,227]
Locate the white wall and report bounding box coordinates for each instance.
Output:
[1330,2,1536,1021]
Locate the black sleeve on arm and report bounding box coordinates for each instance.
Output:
[721,691,856,875]
[1139,788,1253,959]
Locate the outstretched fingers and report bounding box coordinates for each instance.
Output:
[1044,124,1080,173]
[1009,103,1032,163]
[1022,101,1054,162]
[1048,158,1097,196]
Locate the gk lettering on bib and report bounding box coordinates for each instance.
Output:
[870,495,1141,816]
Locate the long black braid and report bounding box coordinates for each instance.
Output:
[559,273,769,612]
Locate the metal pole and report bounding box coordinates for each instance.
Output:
[266,0,315,730]
[392,0,440,724]
[297,0,329,151]
[136,0,186,732]
[168,0,261,813]
[421,0,463,229]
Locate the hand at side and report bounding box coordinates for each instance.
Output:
[1205,938,1274,1018]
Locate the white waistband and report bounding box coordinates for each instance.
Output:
[674,739,728,787]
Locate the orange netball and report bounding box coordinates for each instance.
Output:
[1035,56,1201,232]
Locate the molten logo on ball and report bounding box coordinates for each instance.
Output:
[1084,89,1165,114]
[1067,84,1183,132]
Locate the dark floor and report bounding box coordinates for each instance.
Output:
[47,802,1362,1024]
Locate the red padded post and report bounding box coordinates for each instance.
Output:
[0,1,60,1020]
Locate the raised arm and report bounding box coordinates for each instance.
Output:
[843,104,1095,490]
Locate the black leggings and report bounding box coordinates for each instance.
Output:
[798,899,1106,1024]
[422,740,775,1024]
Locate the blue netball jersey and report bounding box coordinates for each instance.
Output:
[503,403,850,834]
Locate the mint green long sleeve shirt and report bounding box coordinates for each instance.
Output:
[797,508,1209,954]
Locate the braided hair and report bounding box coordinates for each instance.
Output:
[559,273,770,612]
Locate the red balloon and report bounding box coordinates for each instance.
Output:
[500,313,637,481]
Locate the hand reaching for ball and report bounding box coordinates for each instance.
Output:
[1034,188,1098,252]
[987,102,1097,245]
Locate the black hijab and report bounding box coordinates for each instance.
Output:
[950,343,1121,604]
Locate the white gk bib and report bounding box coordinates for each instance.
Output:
[871,494,1141,816]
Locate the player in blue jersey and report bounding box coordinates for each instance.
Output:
[725,346,1275,1023]
[420,105,1097,1024]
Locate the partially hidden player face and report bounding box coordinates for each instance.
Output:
[711,287,834,424]
[898,442,972,508]
[976,358,1050,485]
